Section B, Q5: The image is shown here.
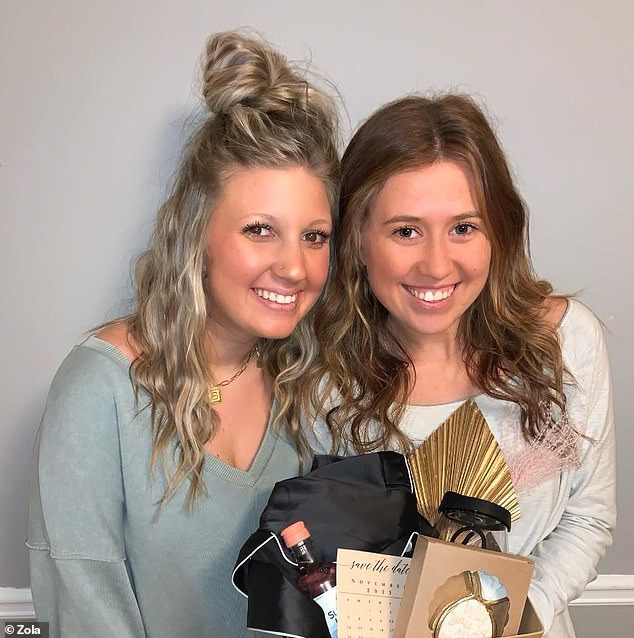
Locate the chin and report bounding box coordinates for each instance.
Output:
[254,324,300,341]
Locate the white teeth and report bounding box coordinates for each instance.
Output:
[254,289,297,305]
[409,285,454,302]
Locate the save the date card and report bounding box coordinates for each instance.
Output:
[336,548,411,637]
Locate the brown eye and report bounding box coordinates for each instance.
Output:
[303,230,330,245]
[242,222,273,237]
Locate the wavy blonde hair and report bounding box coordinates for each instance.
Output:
[299,94,568,454]
[104,31,339,506]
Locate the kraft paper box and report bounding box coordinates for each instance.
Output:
[514,599,543,638]
[336,545,543,638]
[393,536,543,638]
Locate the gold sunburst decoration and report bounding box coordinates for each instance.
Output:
[406,400,520,527]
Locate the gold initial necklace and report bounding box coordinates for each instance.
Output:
[207,344,258,405]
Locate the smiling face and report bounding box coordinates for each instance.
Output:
[204,166,332,344]
[360,161,491,350]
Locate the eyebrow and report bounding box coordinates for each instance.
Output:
[382,212,482,225]
[308,217,333,227]
[239,213,332,227]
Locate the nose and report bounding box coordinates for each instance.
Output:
[420,236,452,280]
[274,239,307,283]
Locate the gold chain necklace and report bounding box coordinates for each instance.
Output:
[207,344,258,405]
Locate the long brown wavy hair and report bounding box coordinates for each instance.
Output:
[101,31,340,506]
[299,94,567,454]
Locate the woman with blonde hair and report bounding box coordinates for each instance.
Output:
[28,31,339,637]
[301,94,615,638]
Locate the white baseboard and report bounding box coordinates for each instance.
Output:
[1,575,633,619]
[0,588,34,619]
[569,574,634,606]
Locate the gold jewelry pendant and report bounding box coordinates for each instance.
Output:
[206,344,258,406]
[208,386,222,404]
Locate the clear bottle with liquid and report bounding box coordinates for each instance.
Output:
[281,520,338,638]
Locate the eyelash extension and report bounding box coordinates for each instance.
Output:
[241,223,331,241]
[309,228,331,240]
[242,221,272,233]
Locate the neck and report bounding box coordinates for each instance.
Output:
[409,343,463,367]
[204,324,259,371]
[392,326,463,367]
[394,327,481,405]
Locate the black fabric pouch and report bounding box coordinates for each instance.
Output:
[232,451,434,638]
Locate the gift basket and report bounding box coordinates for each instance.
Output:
[233,402,543,638]
[232,451,434,637]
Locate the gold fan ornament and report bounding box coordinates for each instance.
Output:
[406,400,520,528]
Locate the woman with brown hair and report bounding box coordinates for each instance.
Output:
[300,94,615,637]
[28,31,339,637]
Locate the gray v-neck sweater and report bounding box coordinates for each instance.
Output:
[28,337,300,637]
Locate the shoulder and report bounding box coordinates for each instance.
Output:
[41,336,137,448]
[32,338,135,560]
[36,337,137,497]
[540,297,606,352]
[96,321,140,361]
[556,300,611,404]
[558,298,603,334]
[539,296,569,328]
[50,335,133,397]
[556,299,606,360]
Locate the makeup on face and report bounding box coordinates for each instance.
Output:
[361,161,491,349]
[204,166,332,343]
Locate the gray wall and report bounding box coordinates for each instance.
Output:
[2,0,632,630]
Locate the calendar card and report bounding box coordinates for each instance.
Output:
[336,548,411,638]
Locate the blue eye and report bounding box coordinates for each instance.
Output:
[454,223,475,235]
[394,227,418,239]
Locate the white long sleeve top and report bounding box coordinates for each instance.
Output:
[303,300,616,638]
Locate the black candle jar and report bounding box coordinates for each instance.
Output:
[435,491,512,552]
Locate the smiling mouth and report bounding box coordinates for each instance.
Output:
[253,288,298,305]
[405,284,456,303]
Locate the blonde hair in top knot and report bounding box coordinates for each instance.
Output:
[203,31,309,114]
[201,30,338,162]
[108,30,340,509]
